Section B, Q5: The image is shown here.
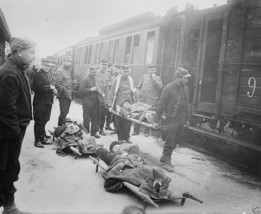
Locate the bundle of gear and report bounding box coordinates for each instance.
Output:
[53,118,103,157]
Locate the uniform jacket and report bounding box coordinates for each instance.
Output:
[31,69,54,104]
[137,74,162,106]
[154,81,190,124]
[96,70,111,105]
[55,65,73,100]
[0,58,32,169]
[108,75,136,108]
[78,74,99,101]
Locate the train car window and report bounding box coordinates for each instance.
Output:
[113,39,120,63]
[88,46,92,64]
[99,42,104,62]
[124,36,132,64]
[131,34,140,64]
[95,43,100,64]
[145,31,155,64]
[84,46,89,64]
[108,40,114,63]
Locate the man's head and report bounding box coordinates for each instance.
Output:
[89,66,97,77]
[109,141,121,153]
[63,118,73,125]
[148,64,156,74]
[41,64,52,72]
[63,56,72,69]
[175,67,191,85]
[122,99,131,111]
[121,64,130,77]
[100,58,108,72]
[113,64,120,76]
[10,37,36,66]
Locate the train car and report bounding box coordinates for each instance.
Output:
[73,12,163,83]
[0,8,11,65]
[184,0,261,170]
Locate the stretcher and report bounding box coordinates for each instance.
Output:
[89,156,203,209]
[110,110,157,129]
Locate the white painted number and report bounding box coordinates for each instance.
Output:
[247,77,256,98]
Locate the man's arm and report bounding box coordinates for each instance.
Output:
[0,73,21,138]
[54,69,64,93]
[154,85,169,123]
[152,74,163,90]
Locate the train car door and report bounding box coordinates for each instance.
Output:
[195,12,226,114]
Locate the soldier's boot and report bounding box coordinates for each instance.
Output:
[2,203,31,214]
[160,155,174,172]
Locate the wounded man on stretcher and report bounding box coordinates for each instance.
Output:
[96,141,173,200]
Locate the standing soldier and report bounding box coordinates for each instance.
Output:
[0,37,36,214]
[31,63,57,148]
[78,66,101,138]
[55,56,73,126]
[108,64,138,144]
[96,59,112,135]
[154,67,191,172]
[133,64,162,137]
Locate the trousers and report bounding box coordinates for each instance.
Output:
[0,126,26,207]
[33,103,52,141]
[58,94,72,126]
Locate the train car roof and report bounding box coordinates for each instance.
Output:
[0,8,11,42]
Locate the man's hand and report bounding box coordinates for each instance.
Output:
[184,121,190,127]
[50,85,55,90]
[90,86,97,91]
[108,107,112,112]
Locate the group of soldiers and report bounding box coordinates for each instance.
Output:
[0,37,191,214]
[30,54,191,173]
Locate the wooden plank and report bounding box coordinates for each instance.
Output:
[245,29,261,39]
[238,94,261,107]
[240,77,261,85]
[241,68,261,76]
[245,39,261,48]
[239,86,261,97]
[187,126,261,152]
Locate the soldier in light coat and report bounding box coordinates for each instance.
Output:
[133,65,162,136]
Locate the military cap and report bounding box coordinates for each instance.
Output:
[109,141,121,152]
[10,37,36,52]
[100,58,108,63]
[149,64,156,69]
[176,67,191,78]
[113,64,120,69]
[121,64,130,70]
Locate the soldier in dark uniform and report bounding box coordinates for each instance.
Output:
[55,56,74,126]
[78,66,101,138]
[96,59,112,136]
[31,63,57,148]
[0,37,36,214]
[154,67,191,172]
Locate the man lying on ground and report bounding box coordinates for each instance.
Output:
[96,141,173,199]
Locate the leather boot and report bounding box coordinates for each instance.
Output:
[3,203,31,214]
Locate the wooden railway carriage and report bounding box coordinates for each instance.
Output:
[73,12,163,83]
[186,0,261,169]
[56,1,261,168]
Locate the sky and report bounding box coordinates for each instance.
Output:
[0,0,227,58]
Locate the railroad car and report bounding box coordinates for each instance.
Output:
[72,12,164,84]
[185,0,261,169]
[55,0,261,169]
